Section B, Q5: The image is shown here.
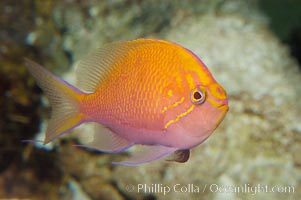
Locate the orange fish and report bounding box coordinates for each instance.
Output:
[25,39,228,166]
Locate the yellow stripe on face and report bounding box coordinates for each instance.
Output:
[185,73,195,90]
[163,105,195,131]
[206,97,225,108]
[205,83,227,108]
[208,83,227,100]
[161,97,185,113]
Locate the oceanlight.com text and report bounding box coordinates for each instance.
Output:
[208,183,295,195]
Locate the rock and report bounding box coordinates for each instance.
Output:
[0,0,64,198]
[110,9,301,200]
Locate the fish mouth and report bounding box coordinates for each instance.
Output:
[217,103,229,112]
[220,103,229,108]
[218,103,229,120]
[215,103,229,125]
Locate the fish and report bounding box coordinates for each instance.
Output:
[25,38,228,166]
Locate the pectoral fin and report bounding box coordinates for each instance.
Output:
[113,145,178,166]
[75,123,133,153]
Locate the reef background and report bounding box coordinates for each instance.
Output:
[1,0,301,199]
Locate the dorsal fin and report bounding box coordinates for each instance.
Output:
[75,39,160,93]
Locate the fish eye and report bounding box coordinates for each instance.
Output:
[190,87,206,105]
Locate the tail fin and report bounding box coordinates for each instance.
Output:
[25,58,85,144]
